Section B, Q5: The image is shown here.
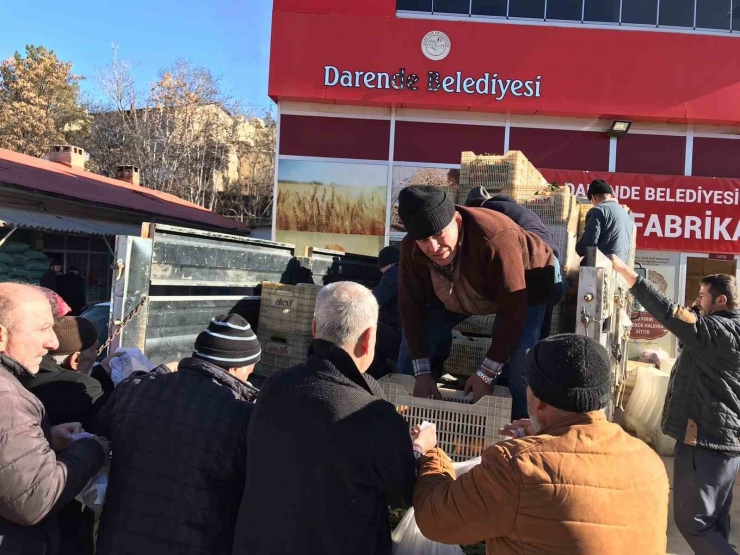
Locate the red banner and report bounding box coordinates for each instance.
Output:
[540,169,740,254]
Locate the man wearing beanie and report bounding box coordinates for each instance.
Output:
[21,316,104,429]
[412,334,669,555]
[576,179,634,263]
[93,313,260,555]
[396,185,555,418]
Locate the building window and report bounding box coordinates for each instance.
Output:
[697,0,732,30]
[434,0,471,13]
[547,0,583,21]
[621,0,658,25]
[397,0,433,11]
[508,0,546,19]
[584,0,620,23]
[472,0,507,16]
[398,0,737,33]
[659,0,695,27]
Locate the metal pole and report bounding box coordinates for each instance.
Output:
[0,227,18,249]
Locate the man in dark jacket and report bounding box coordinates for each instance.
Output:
[40,260,62,292]
[55,266,87,315]
[576,179,634,263]
[0,283,107,555]
[368,246,401,379]
[94,313,261,555]
[397,186,555,419]
[465,186,564,340]
[22,316,104,429]
[611,257,740,554]
[233,281,416,555]
[19,317,106,555]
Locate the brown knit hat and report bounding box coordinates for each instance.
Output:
[51,316,99,356]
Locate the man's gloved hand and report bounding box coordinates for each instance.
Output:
[413,373,442,400]
[464,374,494,403]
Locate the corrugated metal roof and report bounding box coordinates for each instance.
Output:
[0,207,141,236]
[0,148,250,233]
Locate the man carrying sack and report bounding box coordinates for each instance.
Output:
[396,185,554,419]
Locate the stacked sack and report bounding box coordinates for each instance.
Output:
[0,242,51,284]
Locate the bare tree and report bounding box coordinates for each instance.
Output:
[83,49,273,214]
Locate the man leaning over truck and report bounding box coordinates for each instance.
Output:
[396,185,554,420]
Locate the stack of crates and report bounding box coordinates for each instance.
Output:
[459,150,549,204]
[379,375,512,462]
[254,282,322,378]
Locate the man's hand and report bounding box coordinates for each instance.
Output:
[413,374,442,400]
[609,255,639,288]
[500,419,536,439]
[464,373,494,403]
[99,351,125,376]
[411,423,438,455]
[51,422,82,451]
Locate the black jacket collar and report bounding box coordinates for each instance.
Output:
[178,357,259,402]
[309,339,381,397]
[0,353,35,381]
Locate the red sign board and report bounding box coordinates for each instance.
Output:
[630,312,669,341]
[709,253,734,260]
[270,3,740,124]
[540,169,740,254]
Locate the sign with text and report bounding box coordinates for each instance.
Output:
[541,169,740,254]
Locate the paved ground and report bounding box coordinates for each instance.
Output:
[664,456,740,554]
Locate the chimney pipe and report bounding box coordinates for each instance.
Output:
[115,165,140,186]
[49,145,86,169]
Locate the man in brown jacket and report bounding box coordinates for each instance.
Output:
[412,334,669,555]
[0,283,107,555]
[396,185,554,419]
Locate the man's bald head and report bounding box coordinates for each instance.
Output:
[0,283,59,373]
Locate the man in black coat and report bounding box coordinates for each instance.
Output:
[55,266,87,315]
[22,316,104,430]
[611,257,740,554]
[368,246,402,379]
[233,281,417,555]
[93,313,261,555]
[39,260,62,292]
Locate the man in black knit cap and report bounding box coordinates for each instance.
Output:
[412,334,669,554]
[396,185,555,418]
[94,313,260,555]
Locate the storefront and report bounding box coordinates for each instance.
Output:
[268,0,740,356]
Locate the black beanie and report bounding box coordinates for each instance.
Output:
[587,179,614,200]
[397,186,456,240]
[464,186,492,207]
[193,314,261,369]
[377,246,400,269]
[526,334,612,413]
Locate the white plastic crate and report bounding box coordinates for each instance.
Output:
[258,281,322,335]
[254,331,312,378]
[379,375,512,462]
[524,190,579,231]
[444,336,492,378]
[454,314,495,336]
[459,151,548,204]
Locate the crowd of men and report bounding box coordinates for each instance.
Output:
[0,179,738,555]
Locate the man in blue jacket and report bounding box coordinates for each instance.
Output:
[576,179,633,263]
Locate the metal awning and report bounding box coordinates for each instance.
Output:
[0,207,141,237]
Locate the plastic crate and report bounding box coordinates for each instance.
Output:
[547,223,580,282]
[444,337,492,378]
[524,190,579,232]
[459,151,548,205]
[258,281,322,335]
[254,331,312,378]
[454,314,495,336]
[379,375,512,462]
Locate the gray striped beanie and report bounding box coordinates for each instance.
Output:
[192,314,261,369]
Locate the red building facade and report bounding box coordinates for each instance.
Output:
[269,0,740,351]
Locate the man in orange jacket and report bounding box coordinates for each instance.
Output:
[411,334,669,555]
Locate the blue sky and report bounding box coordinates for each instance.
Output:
[0,0,274,113]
